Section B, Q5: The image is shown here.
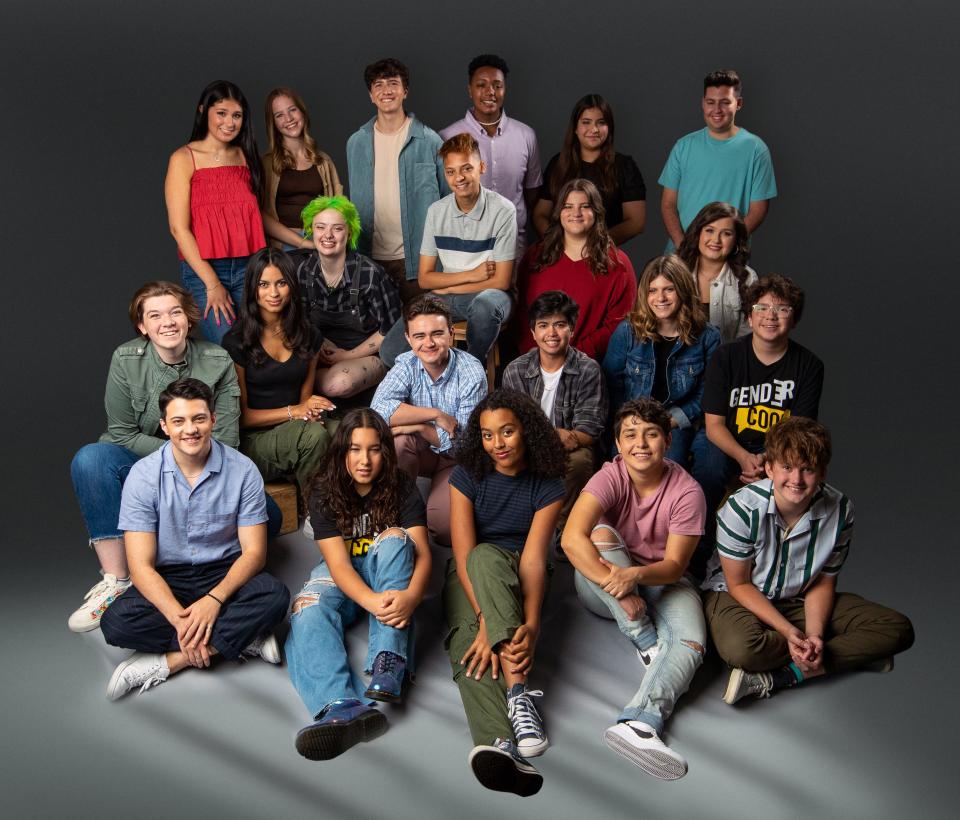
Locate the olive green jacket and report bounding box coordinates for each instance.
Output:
[98,337,240,457]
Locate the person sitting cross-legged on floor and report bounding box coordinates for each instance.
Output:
[285,408,431,760]
[702,417,914,704]
[100,378,290,701]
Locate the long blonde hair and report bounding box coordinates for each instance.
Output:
[263,87,322,175]
[627,255,707,345]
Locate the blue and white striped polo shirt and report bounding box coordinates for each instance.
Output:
[420,187,518,272]
[702,479,853,600]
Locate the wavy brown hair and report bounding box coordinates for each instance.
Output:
[263,87,325,176]
[129,281,201,333]
[454,389,566,480]
[628,255,707,346]
[548,94,617,198]
[312,408,409,536]
[535,178,620,279]
[676,201,752,309]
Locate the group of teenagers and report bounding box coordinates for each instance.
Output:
[68,55,914,797]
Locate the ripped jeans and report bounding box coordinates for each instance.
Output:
[573,527,705,733]
[285,529,416,718]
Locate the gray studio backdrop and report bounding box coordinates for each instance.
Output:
[1,0,956,818]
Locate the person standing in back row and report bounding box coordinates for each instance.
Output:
[659,70,777,251]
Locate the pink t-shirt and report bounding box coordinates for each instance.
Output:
[582,457,706,564]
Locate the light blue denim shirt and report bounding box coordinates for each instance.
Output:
[602,321,721,428]
[346,114,446,282]
[118,440,268,566]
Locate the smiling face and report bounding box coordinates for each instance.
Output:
[531,313,573,358]
[698,216,737,263]
[480,408,526,475]
[765,457,824,516]
[469,66,506,120]
[646,274,680,323]
[138,294,190,361]
[312,208,350,259]
[575,106,609,153]
[345,426,384,495]
[405,313,453,372]
[205,97,243,143]
[160,397,215,462]
[616,415,668,480]
[748,290,795,345]
[256,264,291,318]
[559,190,596,238]
[368,75,408,115]
[443,150,484,204]
[702,85,742,136]
[271,94,304,141]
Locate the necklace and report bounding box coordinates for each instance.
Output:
[320,265,345,289]
[475,112,503,128]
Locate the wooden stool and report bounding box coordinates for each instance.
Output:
[264,480,299,536]
[452,321,499,391]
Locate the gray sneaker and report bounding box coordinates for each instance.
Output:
[469,738,543,796]
[242,633,282,664]
[723,667,774,704]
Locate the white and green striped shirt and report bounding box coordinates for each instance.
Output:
[702,479,853,600]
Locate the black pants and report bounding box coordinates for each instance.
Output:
[100,558,290,660]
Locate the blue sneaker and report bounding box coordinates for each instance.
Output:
[364,651,406,703]
[294,699,387,761]
[469,738,543,796]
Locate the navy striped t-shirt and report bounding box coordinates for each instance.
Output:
[449,465,564,552]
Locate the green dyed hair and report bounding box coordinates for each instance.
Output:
[301,195,361,249]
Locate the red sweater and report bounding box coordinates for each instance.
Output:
[516,245,635,360]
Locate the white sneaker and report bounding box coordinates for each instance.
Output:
[637,644,660,670]
[723,667,773,704]
[603,720,688,780]
[242,633,282,664]
[507,688,549,757]
[107,653,170,701]
[68,574,131,633]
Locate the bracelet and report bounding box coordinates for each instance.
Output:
[206,591,223,605]
[205,282,222,294]
[287,405,293,421]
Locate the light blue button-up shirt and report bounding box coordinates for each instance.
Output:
[118,440,268,566]
[371,347,487,453]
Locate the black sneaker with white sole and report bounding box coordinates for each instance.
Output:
[468,738,543,796]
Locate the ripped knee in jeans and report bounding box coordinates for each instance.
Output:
[681,639,705,656]
[291,592,320,614]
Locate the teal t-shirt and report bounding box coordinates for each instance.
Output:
[658,126,777,250]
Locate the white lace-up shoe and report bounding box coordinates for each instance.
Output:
[68,574,131,633]
[107,653,170,701]
[603,720,688,780]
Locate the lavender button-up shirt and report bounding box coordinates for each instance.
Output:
[440,110,542,254]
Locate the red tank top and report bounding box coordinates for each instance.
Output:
[183,148,266,259]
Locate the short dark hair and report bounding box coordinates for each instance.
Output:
[404,295,453,330]
[528,291,579,328]
[129,281,201,332]
[613,398,672,439]
[744,274,805,323]
[364,58,410,90]
[468,53,509,79]
[704,69,741,96]
[159,377,214,417]
[765,416,832,473]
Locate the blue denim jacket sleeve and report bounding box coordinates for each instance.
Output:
[669,324,721,429]
[602,320,635,412]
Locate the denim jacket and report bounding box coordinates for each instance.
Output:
[602,320,721,429]
[99,337,240,457]
[697,262,758,343]
[346,114,445,282]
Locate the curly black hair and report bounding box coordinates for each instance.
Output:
[454,389,567,480]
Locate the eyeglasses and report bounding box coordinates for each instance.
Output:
[751,304,794,316]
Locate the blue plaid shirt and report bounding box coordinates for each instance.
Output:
[371,348,487,452]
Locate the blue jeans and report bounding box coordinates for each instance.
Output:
[71,443,139,541]
[285,529,416,718]
[574,529,705,734]
[666,425,727,579]
[71,442,282,544]
[379,289,512,367]
[180,256,249,344]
